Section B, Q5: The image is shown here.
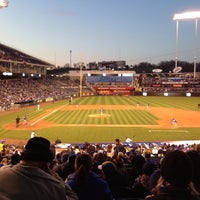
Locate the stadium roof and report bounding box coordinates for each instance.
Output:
[0,43,54,68]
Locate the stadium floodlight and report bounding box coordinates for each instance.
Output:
[2,72,12,76]
[173,11,200,20]
[173,11,200,79]
[0,0,8,8]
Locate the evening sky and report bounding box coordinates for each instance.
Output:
[0,0,200,67]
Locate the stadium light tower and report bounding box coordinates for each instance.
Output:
[0,0,8,8]
[173,11,200,79]
[69,50,72,68]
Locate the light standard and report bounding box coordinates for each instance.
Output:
[0,0,8,8]
[174,19,179,70]
[69,50,72,68]
[194,18,198,79]
[173,11,200,79]
[0,0,9,72]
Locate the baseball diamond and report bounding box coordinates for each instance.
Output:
[1,96,200,145]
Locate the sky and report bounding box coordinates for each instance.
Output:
[0,0,200,67]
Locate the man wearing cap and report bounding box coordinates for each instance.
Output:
[0,137,78,200]
[146,150,199,200]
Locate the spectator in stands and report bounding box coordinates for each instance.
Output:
[106,143,114,158]
[93,152,106,165]
[125,136,133,146]
[130,153,146,182]
[0,157,8,167]
[149,168,161,195]
[145,150,199,200]
[101,160,133,199]
[1,152,20,169]
[53,151,69,180]
[114,138,126,154]
[55,137,62,145]
[67,153,113,200]
[196,144,200,152]
[53,151,76,182]
[112,152,129,186]
[0,137,78,200]
[186,150,200,195]
[132,161,157,199]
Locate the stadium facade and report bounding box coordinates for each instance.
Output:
[0,43,54,78]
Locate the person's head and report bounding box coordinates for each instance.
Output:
[1,157,8,165]
[10,153,21,165]
[186,150,200,193]
[102,161,118,178]
[58,153,68,164]
[20,137,54,164]
[115,138,120,144]
[107,144,113,151]
[69,154,76,164]
[161,150,193,188]
[142,162,157,177]
[74,153,93,185]
[75,153,92,172]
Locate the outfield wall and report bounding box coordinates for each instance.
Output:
[134,91,200,97]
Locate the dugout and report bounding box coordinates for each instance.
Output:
[14,100,35,108]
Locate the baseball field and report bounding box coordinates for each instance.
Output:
[1,96,200,145]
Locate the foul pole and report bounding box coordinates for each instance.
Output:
[79,55,83,97]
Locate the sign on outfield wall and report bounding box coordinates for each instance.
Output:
[46,97,54,102]
[152,69,162,73]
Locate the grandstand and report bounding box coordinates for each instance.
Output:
[139,73,200,96]
[0,43,54,78]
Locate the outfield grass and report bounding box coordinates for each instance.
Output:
[0,96,200,144]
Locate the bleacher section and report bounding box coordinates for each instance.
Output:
[140,73,200,96]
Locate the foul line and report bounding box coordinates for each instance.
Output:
[31,105,65,126]
[149,130,188,133]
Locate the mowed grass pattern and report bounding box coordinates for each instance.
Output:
[45,110,159,125]
[0,96,200,143]
[77,96,200,110]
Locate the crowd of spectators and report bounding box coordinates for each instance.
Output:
[0,76,92,111]
[141,74,200,94]
[0,137,200,199]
